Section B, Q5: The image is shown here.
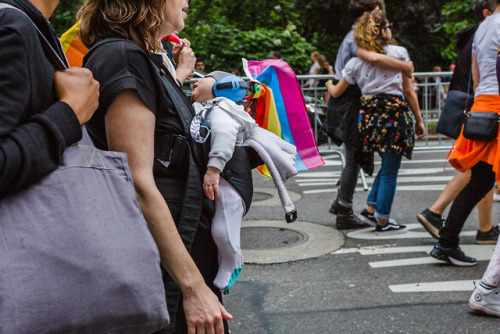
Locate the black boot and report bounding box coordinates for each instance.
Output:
[336,203,370,230]
[329,197,339,215]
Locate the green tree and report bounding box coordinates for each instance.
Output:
[302,0,450,71]
[183,0,314,73]
[435,0,476,62]
[50,0,81,36]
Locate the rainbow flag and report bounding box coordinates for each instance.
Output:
[243,59,324,172]
[60,22,88,67]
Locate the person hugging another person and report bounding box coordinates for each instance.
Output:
[326,11,425,235]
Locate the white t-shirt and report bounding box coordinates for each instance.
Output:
[307,62,321,87]
[342,44,410,97]
[472,12,500,97]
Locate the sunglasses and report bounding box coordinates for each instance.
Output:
[382,23,394,30]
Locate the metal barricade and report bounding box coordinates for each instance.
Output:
[184,72,454,189]
[296,72,453,151]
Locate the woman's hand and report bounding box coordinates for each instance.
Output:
[183,284,233,334]
[203,167,221,200]
[415,120,426,139]
[173,39,196,85]
[55,67,100,125]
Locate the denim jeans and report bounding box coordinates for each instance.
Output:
[366,151,402,220]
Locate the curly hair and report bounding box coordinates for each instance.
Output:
[78,0,167,53]
[354,11,393,54]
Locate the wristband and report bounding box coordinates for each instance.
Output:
[175,78,182,86]
[325,80,333,86]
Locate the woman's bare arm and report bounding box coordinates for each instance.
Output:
[472,53,480,92]
[105,89,231,334]
[325,78,350,98]
[402,75,425,139]
[357,48,414,78]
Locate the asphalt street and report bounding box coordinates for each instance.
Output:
[224,142,500,333]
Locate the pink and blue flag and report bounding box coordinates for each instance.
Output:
[243,59,325,172]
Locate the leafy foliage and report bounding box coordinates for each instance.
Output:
[50,0,82,36]
[183,0,314,73]
[435,0,477,62]
[302,0,451,71]
[49,0,474,74]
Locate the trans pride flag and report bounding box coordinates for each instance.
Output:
[243,59,324,172]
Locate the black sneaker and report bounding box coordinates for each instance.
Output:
[476,225,500,245]
[430,243,477,266]
[416,208,443,240]
[375,220,408,236]
[359,209,377,227]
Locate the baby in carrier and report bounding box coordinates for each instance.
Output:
[190,71,297,291]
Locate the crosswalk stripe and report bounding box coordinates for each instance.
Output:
[389,280,477,292]
[369,244,495,268]
[298,175,453,187]
[297,168,452,179]
[304,185,453,194]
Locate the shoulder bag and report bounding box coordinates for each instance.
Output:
[0,4,169,333]
[436,89,473,139]
[436,63,474,139]
[463,111,500,141]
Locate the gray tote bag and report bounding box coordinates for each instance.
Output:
[0,128,169,333]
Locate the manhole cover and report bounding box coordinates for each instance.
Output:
[241,227,307,250]
[253,192,273,202]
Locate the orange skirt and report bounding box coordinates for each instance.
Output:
[448,95,500,181]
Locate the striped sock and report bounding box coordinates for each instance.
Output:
[479,280,496,291]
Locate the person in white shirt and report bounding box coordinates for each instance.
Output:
[326,11,425,236]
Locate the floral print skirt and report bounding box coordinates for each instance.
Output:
[356,94,415,175]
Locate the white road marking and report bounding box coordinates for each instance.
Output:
[369,244,495,268]
[298,175,453,187]
[304,185,456,194]
[346,224,476,240]
[370,257,442,268]
[389,280,478,293]
[332,245,429,255]
[297,167,451,179]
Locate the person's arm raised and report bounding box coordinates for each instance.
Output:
[104,90,232,334]
[357,48,414,78]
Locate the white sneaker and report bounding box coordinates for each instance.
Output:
[468,286,500,317]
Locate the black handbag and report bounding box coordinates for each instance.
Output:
[436,90,474,139]
[463,111,500,141]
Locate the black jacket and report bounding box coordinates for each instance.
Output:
[0,0,81,198]
[449,25,477,95]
